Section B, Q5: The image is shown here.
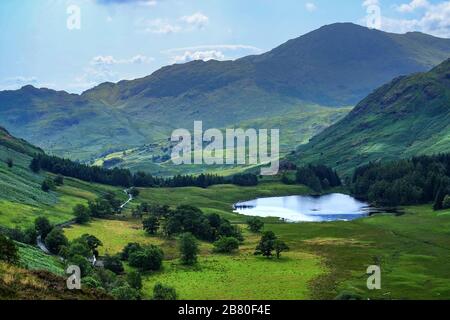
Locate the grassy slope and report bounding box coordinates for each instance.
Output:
[0,143,125,228]
[293,59,450,175]
[0,261,110,300]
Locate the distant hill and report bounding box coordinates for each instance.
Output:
[1,23,449,172]
[292,59,450,174]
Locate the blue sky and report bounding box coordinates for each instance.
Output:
[0,0,449,93]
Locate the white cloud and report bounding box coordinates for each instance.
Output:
[361,0,450,38]
[180,12,209,29]
[91,54,154,65]
[141,19,181,34]
[305,3,317,12]
[165,44,263,54]
[172,50,225,63]
[396,0,429,13]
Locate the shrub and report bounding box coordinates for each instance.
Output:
[73,204,91,224]
[443,195,450,209]
[129,245,164,271]
[143,215,160,235]
[34,217,53,239]
[121,242,142,261]
[41,178,55,192]
[179,233,199,266]
[247,217,264,233]
[6,158,13,168]
[129,187,140,198]
[103,255,124,274]
[0,234,19,264]
[111,285,141,300]
[66,254,92,277]
[213,237,240,253]
[153,283,177,300]
[127,270,143,290]
[44,228,68,254]
[54,174,64,186]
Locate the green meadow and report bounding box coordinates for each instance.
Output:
[61,181,450,300]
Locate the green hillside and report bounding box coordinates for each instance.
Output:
[0,23,449,174]
[292,59,450,175]
[0,126,124,228]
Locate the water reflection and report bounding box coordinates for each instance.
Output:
[234,193,373,222]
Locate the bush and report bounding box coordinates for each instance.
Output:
[143,215,160,235]
[129,245,164,271]
[127,270,143,290]
[41,178,55,192]
[6,158,13,168]
[54,174,64,186]
[111,285,141,300]
[0,234,19,264]
[34,217,53,239]
[66,254,92,277]
[213,237,240,253]
[73,204,91,225]
[247,217,264,233]
[443,195,450,209]
[153,283,177,300]
[121,242,142,261]
[179,233,199,266]
[129,188,140,198]
[44,228,68,254]
[103,255,124,274]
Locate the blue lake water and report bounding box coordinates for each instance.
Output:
[234,193,373,222]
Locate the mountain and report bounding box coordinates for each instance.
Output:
[1,23,449,173]
[292,58,450,174]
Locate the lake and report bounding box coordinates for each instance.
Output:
[234,193,373,222]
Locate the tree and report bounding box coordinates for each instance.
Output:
[88,198,113,218]
[127,270,143,290]
[73,204,91,224]
[153,283,177,300]
[54,174,64,186]
[35,216,53,239]
[179,233,199,266]
[254,231,277,258]
[41,178,54,192]
[274,239,289,259]
[143,215,160,235]
[128,245,164,271]
[434,188,446,210]
[129,187,140,198]
[121,242,142,261]
[232,173,258,186]
[443,195,450,209]
[44,228,68,254]
[103,254,124,274]
[0,234,19,264]
[66,254,93,277]
[80,234,103,255]
[247,217,264,233]
[6,158,13,168]
[29,158,41,173]
[111,285,141,300]
[213,237,240,253]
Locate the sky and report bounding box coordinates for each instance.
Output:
[0,0,449,93]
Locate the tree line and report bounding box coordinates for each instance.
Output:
[30,154,258,188]
[351,154,450,208]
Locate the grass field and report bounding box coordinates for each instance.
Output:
[16,242,65,276]
[62,181,450,300]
